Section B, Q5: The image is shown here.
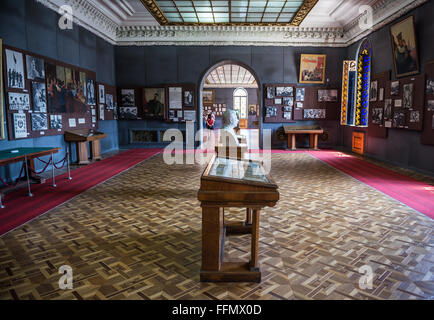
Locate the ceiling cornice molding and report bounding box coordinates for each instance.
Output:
[115,25,346,47]
[343,0,428,46]
[35,0,429,47]
[36,0,119,44]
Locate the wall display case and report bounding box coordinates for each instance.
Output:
[2,44,96,141]
[263,84,339,123]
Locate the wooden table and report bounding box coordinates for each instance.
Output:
[64,130,107,165]
[197,155,279,282]
[284,125,324,150]
[0,147,61,207]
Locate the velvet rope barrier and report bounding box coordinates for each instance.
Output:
[0,160,26,187]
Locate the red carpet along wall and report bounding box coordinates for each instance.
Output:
[343,0,434,175]
[0,0,119,182]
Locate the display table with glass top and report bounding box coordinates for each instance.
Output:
[197,155,279,282]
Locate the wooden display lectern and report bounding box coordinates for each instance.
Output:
[284,125,324,150]
[198,155,279,282]
[64,130,107,165]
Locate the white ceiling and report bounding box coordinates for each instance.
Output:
[38,0,427,46]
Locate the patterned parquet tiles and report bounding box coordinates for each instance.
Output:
[0,153,433,300]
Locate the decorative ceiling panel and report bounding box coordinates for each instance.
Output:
[141,0,318,26]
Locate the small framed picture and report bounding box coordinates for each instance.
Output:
[274,98,282,105]
[394,99,402,107]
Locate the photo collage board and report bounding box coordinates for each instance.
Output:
[367,71,390,139]
[97,83,117,122]
[118,84,196,123]
[2,45,96,140]
[383,74,425,131]
[421,59,434,146]
[263,84,340,123]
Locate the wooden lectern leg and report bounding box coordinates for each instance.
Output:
[245,208,252,225]
[77,142,89,165]
[91,140,102,161]
[291,134,296,150]
[314,134,319,150]
[201,206,224,273]
[309,134,314,148]
[250,209,260,271]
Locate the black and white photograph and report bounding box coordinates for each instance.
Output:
[86,79,96,105]
[395,99,402,108]
[391,81,400,96]
[283,97,293,107]
[169,110,175,119]
[296,102,303,109]
[403,83,413,109]
[26,55,45,81]
[266,87,275,99]
[98,84,105,104]
[120,106,138,120]
[276,87,293,97]
[50,115,62,129]
[379,88,384,101]
[384,99,392,120]
[265,106,277,117]
[427,100,434,111]
[184,90,194,107]
[370,81,378,101]
[283,112,292,120]
[31,82,47,112]
[31,113,48,131]
[8,92,30,110]
[99,104,105,121]
[296,88,305,101]
[69,118,76,128]
[13,113,27,138]
[105,94,114,110]
[283,106,292,112]
[6,49,25,89]
[409,111,420,123]
[121,89,135,107]
[372,108,383,124]
[274,98,282,105]
[427,78,434,95]
[304,109,326,119]
[393,112,406,127]
[318,89,338,102]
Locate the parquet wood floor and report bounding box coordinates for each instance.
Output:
[0,153,432,300]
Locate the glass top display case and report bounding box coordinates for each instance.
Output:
[208,157,269,183]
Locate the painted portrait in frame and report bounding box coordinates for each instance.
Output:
[299,54,327,84]
[390,16,420,78]
[0,38,5,140]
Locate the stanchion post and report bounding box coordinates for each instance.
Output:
[51,153,57,187]
[0,194,4,209]
[67,147,72,180]
[24,156,33,197]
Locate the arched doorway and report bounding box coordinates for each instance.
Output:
[198,61,261,149]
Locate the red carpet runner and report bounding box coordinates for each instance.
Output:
[0,149,160,235]
[309,150,434,219]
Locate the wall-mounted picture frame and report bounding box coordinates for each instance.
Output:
[0,38,5,140]
[299,54,327,84]
[266,87,275,99]
[276,87,293,97]
[318,89,338,102]
[202,90,214,104]
[5,48,25,90]
[184,90,194,107]
[391,81,400,96]
[403,83,413,109]
[369,81,378,101]
[143,87,166,119]
[426,78,434,95]
[390,16,420,78]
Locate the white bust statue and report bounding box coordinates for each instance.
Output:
[220,109,240,147]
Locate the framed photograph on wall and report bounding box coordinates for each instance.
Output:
[5,48,25,90]
[276,87,293,97]
[369,81,378,101]
[266,87,275,99]
[391,81,400,96]
[299,54,326,84]
[202,90,214,104]
[403,83,413,109]
[26,55,45,81]
[14,113,28,138]
[390,16,420,78]
[184,90,194,107]
[143,87,166,118]
[427,78,434,95]
[318,89,338,102]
